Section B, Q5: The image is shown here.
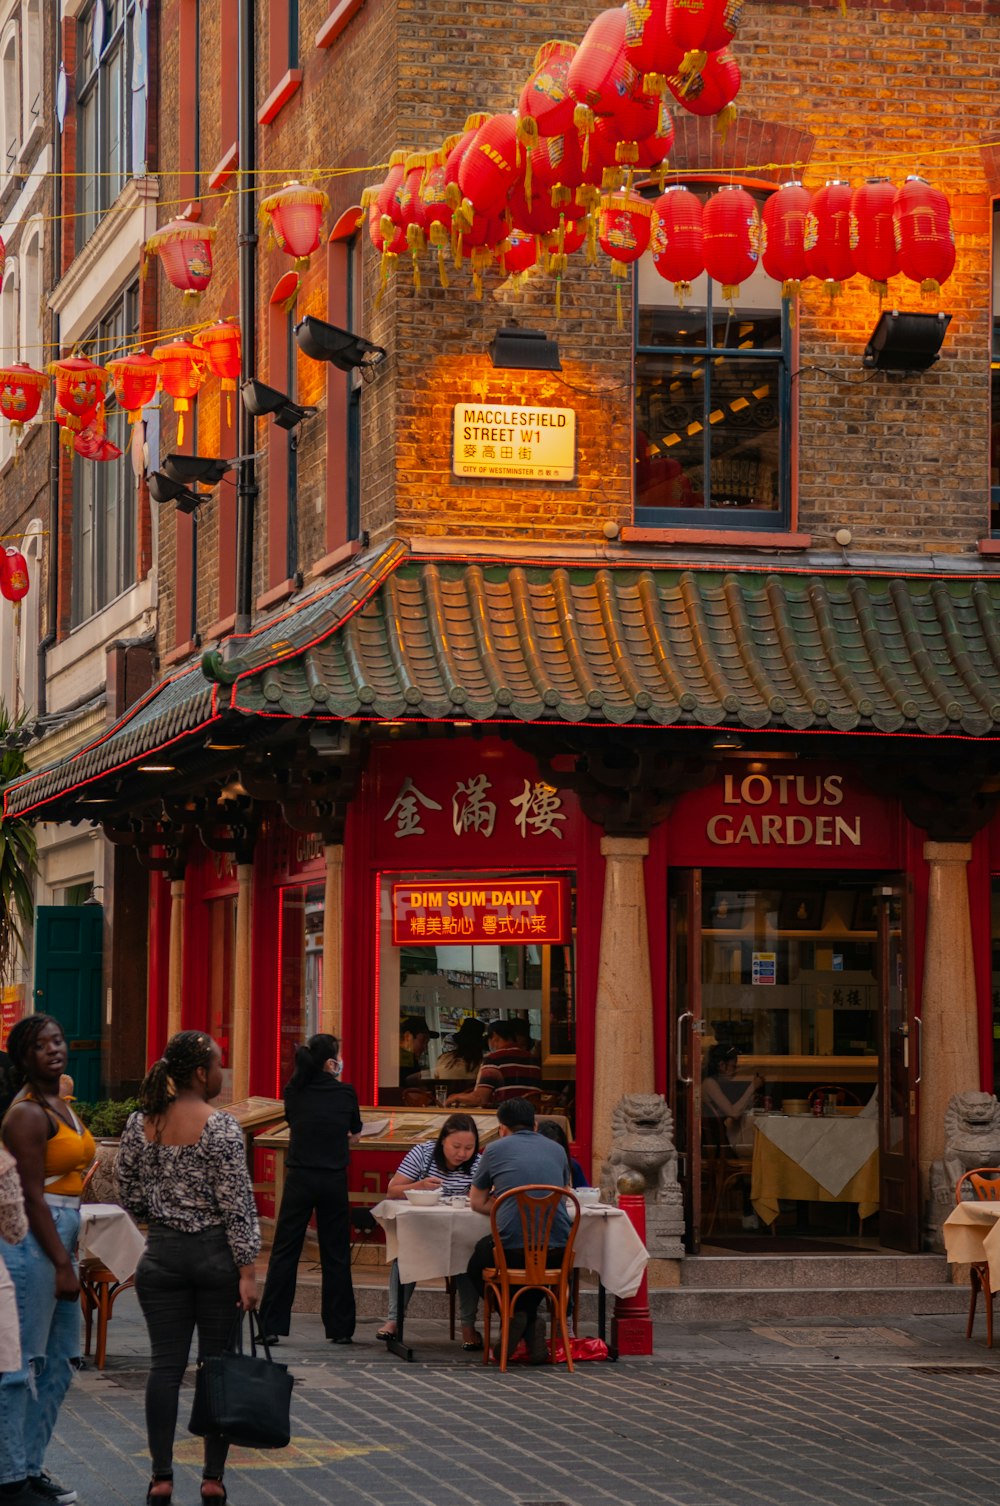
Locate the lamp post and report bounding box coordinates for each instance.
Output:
[235,0,257,635]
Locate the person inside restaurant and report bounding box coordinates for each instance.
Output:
[398,1016,439,1088]
[446,1018,541,1108]
[376,1113,483,1349]
[432,1018,486,1086]
[702,1042,764,1232]
[467,1096,572,1364]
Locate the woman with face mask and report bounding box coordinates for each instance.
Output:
[259,1034,362,1346]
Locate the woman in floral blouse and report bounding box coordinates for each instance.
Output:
[0,1146,27,1375]
[117,1032,260,1506]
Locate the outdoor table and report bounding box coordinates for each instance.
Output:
[372,1197,648,1362]
[750,1114,880,1226]
[78,1202,146,1281]
[942,1200,1000,1289]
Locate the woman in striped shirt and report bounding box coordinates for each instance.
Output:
[376,1114,482,1349]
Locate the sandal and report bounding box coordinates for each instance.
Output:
[375,1324,396,1341]
[146,1475,173,1505]
[462,1331,484,1352]
[200,1478,227,1504]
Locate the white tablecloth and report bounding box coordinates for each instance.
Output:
[753,1115,878,1198]
[942,1201,1000,1288]
[79,1204,145,1283]
[372,1199,648,1299]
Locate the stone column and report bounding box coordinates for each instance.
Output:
[321,842,344,1037]
[167,878,185,1038]
[920,841,980,1195]
[231,862,254,1102]
[592,836,655,1169]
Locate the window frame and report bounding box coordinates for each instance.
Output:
[74,0,136,249]
[633,179,793,532]
[0,18,20,185]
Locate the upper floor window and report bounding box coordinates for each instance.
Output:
[1,21,19,181]
[634,184,791,530]
[75,0,137,248]
[22,0,39,141]
[71,281,139,625]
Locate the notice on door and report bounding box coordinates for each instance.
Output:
[752,952,776,985]
[392,878,569,946]
[452,403,576,480]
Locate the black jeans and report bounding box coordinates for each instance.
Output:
[134,1225,240,1480]
[467,1233,566,1325]
[260,1167,355,1340]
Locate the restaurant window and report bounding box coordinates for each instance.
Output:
[991,202,1000,534]
[71,282,139,625]
[376,873,577,1129]
[75,0,137,248]
[634,185,790,529]
[277,881,324,1089]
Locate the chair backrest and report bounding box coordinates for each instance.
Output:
[808,1086,861,1107]
[490,1185,580,1283]
[956,1167,1000,1203]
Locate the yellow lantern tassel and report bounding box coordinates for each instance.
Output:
[586,213,599,266]
[437,244,450,289]
[643,71,665,98]
[406,224,425,290]
[556,275,563,319]
[616,282,624,330]
[552,185,571,208]
[674,280,690,306]
[524,150,533,200]
[716,104,737,144]
[175,399,189,448]
[573,104,594,171]
[517,116,539,150]
[921,278,941,295]
[376,250,397,309]
[680,49,707,79]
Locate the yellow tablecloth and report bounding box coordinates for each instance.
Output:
[751,1131,880,1225]
[942,1202,1000,1288]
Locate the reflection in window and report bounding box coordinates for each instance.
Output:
[1,28,18,177]
[635,186,790,528]
[76,0,137,247]
[207,894,236,1104]
[277,881,324,1088]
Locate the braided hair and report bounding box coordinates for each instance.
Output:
[5,1014,62,1096]
[138,1031,215,1117]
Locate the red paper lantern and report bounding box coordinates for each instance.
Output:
[194,319,242,426]
[395,153,428,287]
[518,41,578,145]
[48,356,108,447]
[459,114,523,218]
[106,351,158,423]
[599,189,653,321]
[444,116,490,209]
[500,228,538,292]
[417,151,455,286]
[849,177,899,297]
[509,182,563,237]
[259,181,330,270]
[635,118,676,171]
[893,175,955,293]
[803,179,855,292]
[666,0,741,59]
[73,426,122,462]
[0,363,47,437]
[650,185,704,297]
[702,184,760,299]
[457,213,507,298]
[669,46,739,135]
[568,7,638,162]
[152,340,206,447]
[761,181,812,297]
[0,548,28,602]
[531,130,587,205]
[144,218,216,301]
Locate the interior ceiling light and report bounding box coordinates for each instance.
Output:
[712,732,743,750]
[137,762,177,773]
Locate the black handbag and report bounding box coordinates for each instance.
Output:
[188,1310,293,1450]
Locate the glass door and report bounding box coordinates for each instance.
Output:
[876,880,919,1251]
[669,871,703,1253]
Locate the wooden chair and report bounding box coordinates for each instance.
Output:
[956,1167,1000,1348]
[482,1185,580,1372]
[79,1160,136,1370]
[807,1087,861,1109]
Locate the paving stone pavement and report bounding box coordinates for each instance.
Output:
[49,1293,1000,1506]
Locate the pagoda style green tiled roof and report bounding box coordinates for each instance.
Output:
[8,547,1000,818]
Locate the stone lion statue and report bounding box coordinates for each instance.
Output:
[924,1091,1000,1250]
[599,1093,684,1258]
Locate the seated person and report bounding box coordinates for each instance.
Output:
[537,1118,588,1188]
[432,1019,486,1084]
[398,1015,440,1088]
[702,1044,763,1154]
[446,1019,541,1109]
[467,1097,572,1364]
[376,1113,483,1349]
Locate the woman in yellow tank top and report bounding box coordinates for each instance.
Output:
[0,1015,94,1506]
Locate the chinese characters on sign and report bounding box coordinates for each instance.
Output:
[452,403,576,481]
[385,773,565,841]
[392,879,570,946]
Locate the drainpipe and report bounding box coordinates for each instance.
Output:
[234,0,257,636]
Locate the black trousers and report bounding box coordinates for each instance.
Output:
[134,1225,240,1479]
[260,1167,355,1340]
[467,1233,566,1325]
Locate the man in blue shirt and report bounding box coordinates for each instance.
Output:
[468,1097,572,1363]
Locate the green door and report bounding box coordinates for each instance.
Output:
[33,905,104,1101]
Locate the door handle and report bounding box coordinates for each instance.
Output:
[913,1015,921,1085]
[677,1010,693,1085]
[899,1020,909,1071]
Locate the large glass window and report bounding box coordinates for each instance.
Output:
[277,881,324,1089]
[206,894,236,1104]
[377,872,577,1129]
[635,187,790,528]
[75,0,137,247]
[71,282,139,625]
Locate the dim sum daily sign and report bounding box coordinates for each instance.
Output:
[392,878,570,946]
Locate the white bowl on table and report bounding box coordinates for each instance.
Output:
[575,1187,601,1207]
[404,1187,443,1207]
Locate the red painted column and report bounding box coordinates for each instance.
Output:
[611,1191,654,1356]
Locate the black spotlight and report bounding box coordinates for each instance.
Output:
[240,379,315,431]
[862,310,952,372]
[488,326,562,371]
[147,471,202,514]
[294,316,387,373]
[161,453,233,486]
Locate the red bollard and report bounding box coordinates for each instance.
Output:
[611,1190,654,1355]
